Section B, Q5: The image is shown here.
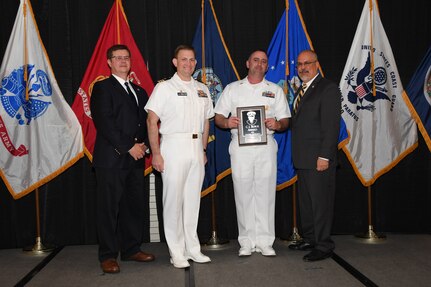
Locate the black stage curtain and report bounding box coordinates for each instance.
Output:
[1,0,430,249]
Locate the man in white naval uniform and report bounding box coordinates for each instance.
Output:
[145,45,213,269]
[214,50,291,257]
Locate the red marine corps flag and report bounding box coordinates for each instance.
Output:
[71,0,154,173]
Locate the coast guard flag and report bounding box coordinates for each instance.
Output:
[404,46,431,152]
[192,0,240,196]
[0,0,84,199]
[340,0,417,186]
[71,0,154,173]
[266,0,349,190]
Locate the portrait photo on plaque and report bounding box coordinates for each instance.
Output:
[237,105,267,146]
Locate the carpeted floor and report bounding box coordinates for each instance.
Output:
[1,234,430,287]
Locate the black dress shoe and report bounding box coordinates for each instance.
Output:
[288,241,314,251]
[303,249,333,262]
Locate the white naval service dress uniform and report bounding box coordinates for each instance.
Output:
[214,77,290,251]
[144,72,214,261]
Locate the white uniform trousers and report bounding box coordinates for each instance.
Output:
[160,133,204,260]
[229,135,277,249]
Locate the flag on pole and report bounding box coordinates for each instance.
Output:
[71,0,154,173]
[192,0,240,196]
[404,46,431,152]
[339,0,418,186]
[0,0,84,199]
[266,0,349,190]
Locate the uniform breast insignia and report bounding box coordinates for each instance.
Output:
[177,90,187,97]
[262,91,275,98]
[197,90,208,97]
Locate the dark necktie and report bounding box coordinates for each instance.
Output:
[125,82,137,105]
[294,83,307,113]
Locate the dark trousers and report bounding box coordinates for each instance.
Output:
[297,167,336,252]
[95,167,145,262]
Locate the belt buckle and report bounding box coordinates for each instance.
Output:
[192,134,198,139]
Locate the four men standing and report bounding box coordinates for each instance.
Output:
[91,44,339,273]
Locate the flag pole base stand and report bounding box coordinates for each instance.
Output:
[23,237,56,255]
[202,231,230,250]
[355,226,386,243]
[281,227,303,244]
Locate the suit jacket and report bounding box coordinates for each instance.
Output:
[91,75,149,168]
[291,74,341,169]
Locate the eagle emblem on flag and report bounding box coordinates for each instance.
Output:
[1,64,52,125]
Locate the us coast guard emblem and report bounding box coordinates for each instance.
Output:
[343,51,391,113]
[1,64,52,125]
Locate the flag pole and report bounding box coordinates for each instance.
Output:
[286,0,302,244]
[286,183,302,242]
[355,185,386,242]
[201,0,229,250]
[369,0,376,97]
[23,188,56,254]
[202,189,229,250]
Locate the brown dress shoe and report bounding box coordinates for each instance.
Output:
[101,258,120,273]
[125,251,155,262]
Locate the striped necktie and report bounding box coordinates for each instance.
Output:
[294,83,307,113]
[124,82,133,96]
[125,82,137,105]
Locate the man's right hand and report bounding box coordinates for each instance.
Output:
[128,143,145,160]
[152,154,164,173]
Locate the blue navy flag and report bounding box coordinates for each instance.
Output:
[404,46,431,153]
[192,0,240,196]
[266,0,349,190]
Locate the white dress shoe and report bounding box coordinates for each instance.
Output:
[238,247,253,257]
[255,246,276,256]
[170,257,190,268]
[187,252,211,263]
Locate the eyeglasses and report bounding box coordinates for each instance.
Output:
[111,55,130,61]
[296,60,317,68]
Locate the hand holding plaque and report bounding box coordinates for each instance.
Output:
[237,105,267,146]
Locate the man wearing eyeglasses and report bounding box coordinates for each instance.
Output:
[289,50,341,262]
[91,44,154,274]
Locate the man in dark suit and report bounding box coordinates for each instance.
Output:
[289,50,341,262]
[91,44,154,273]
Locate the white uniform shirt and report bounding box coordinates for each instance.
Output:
[214,77,291,136]
[144,73,214,135]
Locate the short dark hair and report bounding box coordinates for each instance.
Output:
[173,44,196,58]
[248,49,267,60]
[107,44,131,59]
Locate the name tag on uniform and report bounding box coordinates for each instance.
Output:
[177,91,187,97]
[197,90,208,97]
[262,91,275,98]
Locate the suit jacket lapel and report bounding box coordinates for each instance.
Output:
[110,76,139,113]
[295,74,323,115]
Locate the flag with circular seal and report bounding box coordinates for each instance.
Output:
[0,0,84,199]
